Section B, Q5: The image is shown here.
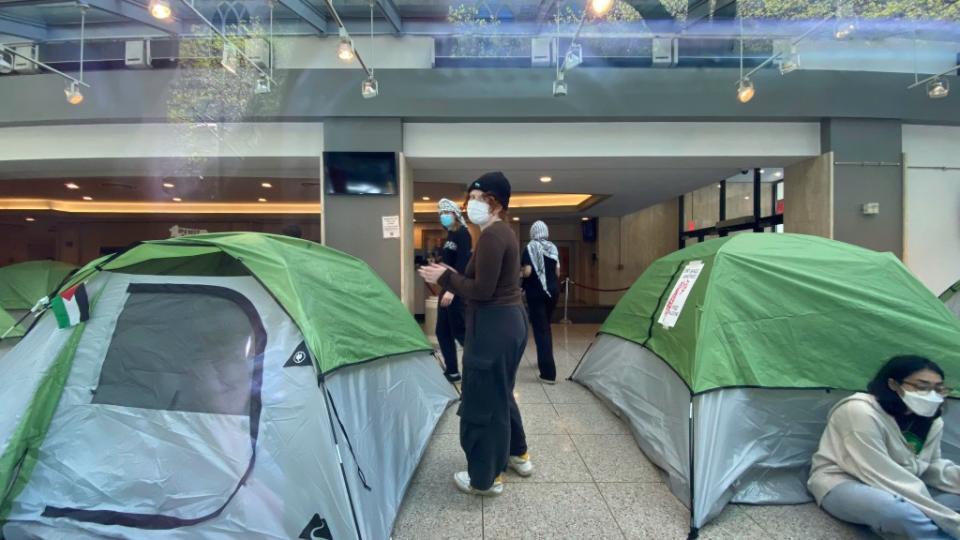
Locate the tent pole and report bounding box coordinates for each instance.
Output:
[718,180,728,237]
[687,399,699,540]
[752,168,763,232]
[678,195,686,248]
[560,278,572,324]
[319,377,365,540]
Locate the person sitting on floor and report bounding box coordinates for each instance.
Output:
[809,355,960,539]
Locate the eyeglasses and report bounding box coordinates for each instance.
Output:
[902,380,953,395]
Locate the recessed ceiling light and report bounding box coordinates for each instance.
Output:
[760,169,766,174]
[65,182,79,190]
[581,217,589,221]
[512,217,519,222]
[261,182,273,188]
[540,176,552,183]
[744,196,751,200]
[775,171,783,178]
[172,197,182,202]
[421,196,430,201]
[25,217,35,222]
[258,197,268,202]
[82,196,93,201]
[163,182,175,188]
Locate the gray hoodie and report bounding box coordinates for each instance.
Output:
[808,393,960,537]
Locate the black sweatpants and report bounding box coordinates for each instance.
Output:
[526,295,557,381]
[436,298,466,374]
[458,304,528,490]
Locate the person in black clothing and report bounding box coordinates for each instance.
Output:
[521,220,559,384]
[435,198,473,382]
[419,172,532,496]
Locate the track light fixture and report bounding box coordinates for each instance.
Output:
[148,0,172,20]
[221,45,239,74]
[337,27,355,62]
[834,20,855,40]
[564,43,583,71]
[737,78,755,103]
[927,78,950,99]
[66,5,87,105]
[779,46,799,74]
[65,80,84,105]
[553,74,568,97]
[361,73,379,99]
[255,76,271,94]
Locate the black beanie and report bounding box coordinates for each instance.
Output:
[468,172,511,209]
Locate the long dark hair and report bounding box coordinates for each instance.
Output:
[867,356,945,429]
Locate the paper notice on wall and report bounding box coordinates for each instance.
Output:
[657,260,705,329]
[382,215,401,239]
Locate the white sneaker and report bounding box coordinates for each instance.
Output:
[508,453,534,477]
[454,471,504,496]
[538,376,557,385]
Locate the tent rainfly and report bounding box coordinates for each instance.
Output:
[572,233,960,537]
[0,233,456,540]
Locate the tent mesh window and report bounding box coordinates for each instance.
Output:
[92,284,259,415]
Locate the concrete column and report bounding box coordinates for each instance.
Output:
[821,118,904,257]
[321,118,412,304]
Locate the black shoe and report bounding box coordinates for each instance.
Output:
[444,372,462,383]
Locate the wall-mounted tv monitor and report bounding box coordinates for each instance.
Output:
[324,151,398,195]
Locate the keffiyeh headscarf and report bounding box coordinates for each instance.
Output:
[437,198,467,227]
[527,220,559,296]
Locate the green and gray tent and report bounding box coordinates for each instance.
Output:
[0,260,76,314]
[943,280,960,317]
[0,233,456,539]
[0,305,24,340]
[572,233,960,534]
[0,261,75,353]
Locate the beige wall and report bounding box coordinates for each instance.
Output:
[597,198,680,305]
[684,182,775,230]
[784,152,834,238]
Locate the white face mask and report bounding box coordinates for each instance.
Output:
[467,199,492,226]
[902,390,944,418]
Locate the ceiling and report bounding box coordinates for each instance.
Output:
[0,157,320,180]
[0,155,795,219]
[0,176,320,202]
[408,156,798,216]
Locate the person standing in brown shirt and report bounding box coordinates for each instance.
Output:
[419,172,533,496]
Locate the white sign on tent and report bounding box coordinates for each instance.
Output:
[657,260,705,329]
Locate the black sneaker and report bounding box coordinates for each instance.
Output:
[444,372,462,383]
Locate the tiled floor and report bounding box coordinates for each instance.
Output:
[394,324,877,540]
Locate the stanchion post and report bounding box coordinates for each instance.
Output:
[560,277,572,325]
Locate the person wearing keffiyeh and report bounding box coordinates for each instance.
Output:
[521,220,560,383]
[435,198,472,382]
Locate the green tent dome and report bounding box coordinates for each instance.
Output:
[66,232,430,374]
[601,233,960,394]
[0,261,77,311]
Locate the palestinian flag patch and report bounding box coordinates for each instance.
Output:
[51,284,90,329]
